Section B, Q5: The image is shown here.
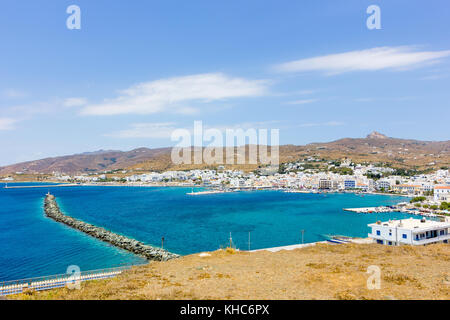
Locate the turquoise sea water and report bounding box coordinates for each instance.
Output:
[0,183,415,281]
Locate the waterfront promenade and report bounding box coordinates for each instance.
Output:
[3,183,78,189]
[250,241,326,253]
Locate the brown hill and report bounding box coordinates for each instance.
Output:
[1,133,449,175]
[0,148,172,175]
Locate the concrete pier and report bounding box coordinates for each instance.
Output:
[44,194,179,261]
[250,241,327,253]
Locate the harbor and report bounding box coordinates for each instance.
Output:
[44,193,179,261]
[0,185,430,282]
[343,205,443,219]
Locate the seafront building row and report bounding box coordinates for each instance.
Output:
[3,162,450,202]
[47,168,449,199]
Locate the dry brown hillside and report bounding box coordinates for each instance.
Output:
[1,132,449,175]
[12,243,450,300]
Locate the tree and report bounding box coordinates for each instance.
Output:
[410,196,426,203]
[440,202,449,211]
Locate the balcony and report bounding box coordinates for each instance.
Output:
[369,233,450,245]
[411,234,450,245]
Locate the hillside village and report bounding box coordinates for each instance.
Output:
[4,157,449,213]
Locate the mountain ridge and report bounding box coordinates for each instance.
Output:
[1,133,449,175]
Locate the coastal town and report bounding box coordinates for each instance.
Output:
[3,157,449,215]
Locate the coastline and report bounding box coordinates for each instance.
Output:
[0,180,429,199]
[0,184,436,282]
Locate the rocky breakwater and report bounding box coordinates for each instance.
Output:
[44,194,179,261]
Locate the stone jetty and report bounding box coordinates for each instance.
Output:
[44,194,179,261]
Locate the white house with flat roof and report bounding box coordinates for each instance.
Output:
[434,185,450,202]
[368,218,450,246]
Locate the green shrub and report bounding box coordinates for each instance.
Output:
[410,196,426,203]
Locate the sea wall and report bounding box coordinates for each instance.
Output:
[44,194,179,261]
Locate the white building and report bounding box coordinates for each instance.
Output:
[368,218,450,246]
[376,179,390,191]
[434,185,450,202]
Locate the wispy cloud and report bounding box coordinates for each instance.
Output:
[354,96,415,103]
[2,89,28,99]
[81,73,268,116]
[106,122,178,139]
[274,46,450,75]
[63,97,88,107]
[107,120,282,140]
[0,118,18,130]
[272,89,317,97]
[286,99,318,105]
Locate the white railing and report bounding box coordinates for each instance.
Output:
[0,264,143,296]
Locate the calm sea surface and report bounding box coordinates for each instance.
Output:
[0,183,414,281]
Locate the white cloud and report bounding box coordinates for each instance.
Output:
[174,106,199,115]
[107,120,282,140]
[106,122,179,139]
[272,89,317,97]
[274,46,450,75]
[63,97,88,107]
[81,73,268,116]
[0,118,17,130]
[286,99,318,105]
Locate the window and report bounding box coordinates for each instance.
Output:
[376,230,381,236]
[440,230,445,236]
[402,234,407,239]
[376,240,383,244]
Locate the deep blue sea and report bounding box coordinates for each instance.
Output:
[0,183,415,281]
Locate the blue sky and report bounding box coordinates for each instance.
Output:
[0,0,449,165]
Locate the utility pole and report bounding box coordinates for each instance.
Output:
[301,230,305,244]
[229,232,232,249]
[161,237,165,249]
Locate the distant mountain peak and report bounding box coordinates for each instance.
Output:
[367,131,388,139]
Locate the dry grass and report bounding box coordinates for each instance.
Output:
[11,243,450,300]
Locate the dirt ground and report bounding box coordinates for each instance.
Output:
[13,243,450,300]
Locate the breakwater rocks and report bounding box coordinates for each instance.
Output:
[44,194,179,261]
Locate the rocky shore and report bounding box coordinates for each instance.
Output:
[44,194,179,261]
